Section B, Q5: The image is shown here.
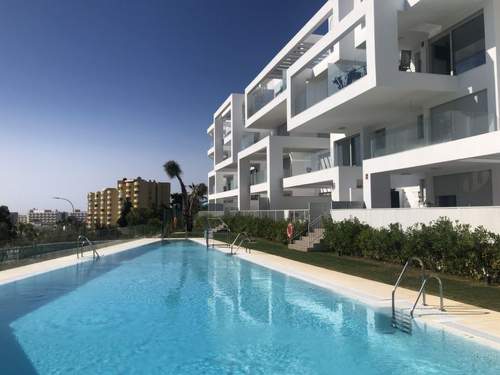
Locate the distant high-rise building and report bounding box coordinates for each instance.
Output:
[117,177,170,211]
[86,178,170,229]
[87,188,119,229]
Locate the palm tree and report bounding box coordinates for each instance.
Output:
[187,183,207,221]
[164,161,189,232]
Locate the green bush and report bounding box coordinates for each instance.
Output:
[323,217,500,282]
[323,218,368,256]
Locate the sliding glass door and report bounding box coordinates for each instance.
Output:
[429,13,485,75]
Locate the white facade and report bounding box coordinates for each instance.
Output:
[207,0,500,226]
[28,209,63,226]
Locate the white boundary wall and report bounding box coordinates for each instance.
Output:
[330,207,500,234]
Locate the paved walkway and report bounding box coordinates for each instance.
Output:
[192,238,500,350]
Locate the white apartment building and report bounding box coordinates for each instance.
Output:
[208,0,500,232]
[28,209,64,226]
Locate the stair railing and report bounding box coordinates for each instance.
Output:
[308,215,326,249]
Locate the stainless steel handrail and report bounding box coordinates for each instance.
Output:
[410,275,445,318]
[392,257,426,318]
[230,233,244,254]
[77,235,100,260]
[230,232,253,254]
[307,215,325,249]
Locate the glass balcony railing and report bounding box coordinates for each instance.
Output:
[285,154,333,177]
[291,27,367,116]
[247,79,286,118]
[222,181,238,191]
[368,113,496,159]
[240,133,261,151]
[250,171,266,186]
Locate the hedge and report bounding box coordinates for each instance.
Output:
[323,217,500,282]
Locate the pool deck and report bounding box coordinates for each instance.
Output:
[0,238,161,286]
[192,238,500,351]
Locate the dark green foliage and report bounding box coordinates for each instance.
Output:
[117,198,133,227]
[322,217,500,282]
[0,206,16,241]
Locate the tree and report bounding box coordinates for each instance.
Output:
[187,183,208,223]
[17,223,38,241]
[117,198,133,227]
[164,161,189,231]
[171,193,183,211]
[163,161,208,232]
[0,206,16,241]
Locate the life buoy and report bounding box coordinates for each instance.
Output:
[287,223,294,239]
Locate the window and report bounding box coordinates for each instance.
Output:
[335,134,361,167]
[430,13,485,75]
[453,14,486,74]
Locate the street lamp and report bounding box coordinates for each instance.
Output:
[53,196,75,214]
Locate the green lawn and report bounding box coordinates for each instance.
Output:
[172,231,500,312]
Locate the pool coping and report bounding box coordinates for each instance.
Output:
[0,238,162,286]
[191,238,500,351]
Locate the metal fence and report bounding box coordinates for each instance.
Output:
[0,225,162,270]
[228,209,310,222]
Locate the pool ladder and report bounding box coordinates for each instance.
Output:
[77,235,100,260]
[392,257,445,334]
[230,232,254,255]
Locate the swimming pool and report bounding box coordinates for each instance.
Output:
[1,240,499,374]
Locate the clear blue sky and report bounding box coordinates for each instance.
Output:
[0,0,325,213]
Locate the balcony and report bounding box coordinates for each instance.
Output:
[250,170,266,186]
[368,96,494,159]
[239,132,263,152]
[398,11,485,76]
[207,146,214,157]
[248,79,286,118]
[290,24,368,118]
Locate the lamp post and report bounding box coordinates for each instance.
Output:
[53,196,78,234]
[52,196,75,214]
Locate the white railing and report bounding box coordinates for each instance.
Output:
[229,209,310,222]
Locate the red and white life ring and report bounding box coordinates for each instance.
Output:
[287,223,294,239]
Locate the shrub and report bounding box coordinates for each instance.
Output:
[323,217,500,282]
[323,218,368,256]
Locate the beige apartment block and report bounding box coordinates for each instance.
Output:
[117,177,170,211]
[87,178,170,229]
[87,188,119,229]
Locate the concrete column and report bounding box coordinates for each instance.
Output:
[492,166,500,205]
[366,0,401,86]
[267,139,284,209]
[231,95,244,159]
[214,117,223,164]
[238,158,250,210]
[424,174,435,206]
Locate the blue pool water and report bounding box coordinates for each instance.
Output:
[1,241,499,374]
